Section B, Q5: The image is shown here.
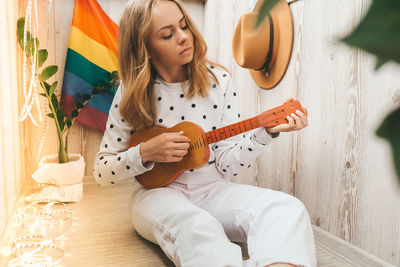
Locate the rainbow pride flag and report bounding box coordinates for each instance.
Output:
[61,0,118,132]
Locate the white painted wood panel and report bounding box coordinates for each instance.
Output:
[204,0,400,265]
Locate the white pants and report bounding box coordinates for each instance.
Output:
[129,179,317,267]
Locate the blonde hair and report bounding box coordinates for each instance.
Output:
[118,0,227,131]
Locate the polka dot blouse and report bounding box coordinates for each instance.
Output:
[93,65,274,186]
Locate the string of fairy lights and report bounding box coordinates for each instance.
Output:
[6,0,75,266]
[7,200,73,266]
[19,0,53,164]
[35,0,53,164]
[19,0,41,127]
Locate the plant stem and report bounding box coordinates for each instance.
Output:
[58,137,68,163]
[39,80,68,163]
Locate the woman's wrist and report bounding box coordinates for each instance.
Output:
[139,142,151,164]
[265,128,280,138]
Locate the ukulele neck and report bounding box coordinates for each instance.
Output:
[189,100,302,150]
[204,117,261,145]
[188,116,261,151]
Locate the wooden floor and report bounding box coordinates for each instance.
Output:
[62,179,352,267]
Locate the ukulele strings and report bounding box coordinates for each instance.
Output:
[189,135,207,151]
[187,104,297,151]
[189,123,252,151]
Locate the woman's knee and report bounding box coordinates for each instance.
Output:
[177,209,225,239]
[253,191,311,225]
[285,195,311,220]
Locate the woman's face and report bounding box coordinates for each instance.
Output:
[147,1,194,69]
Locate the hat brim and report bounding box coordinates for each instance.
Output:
[249,1,293,89]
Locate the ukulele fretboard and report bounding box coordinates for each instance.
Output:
[189,117,260,150]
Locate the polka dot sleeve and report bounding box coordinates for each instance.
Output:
[213,74,274,179]
[93,85,154,186]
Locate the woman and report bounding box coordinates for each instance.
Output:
[94,0,317,266]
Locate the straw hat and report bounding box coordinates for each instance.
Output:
[232,0,294,89]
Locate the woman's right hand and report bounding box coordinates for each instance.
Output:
[139,131,191,164]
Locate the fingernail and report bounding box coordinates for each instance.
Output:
[296,110,301,114]
[291,113,295,116]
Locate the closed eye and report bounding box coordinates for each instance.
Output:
[162,24,189,40]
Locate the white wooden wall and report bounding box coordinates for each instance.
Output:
[5,0,399,265]
[204,0,400,265]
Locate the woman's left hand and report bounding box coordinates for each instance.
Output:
[265,98,309,135]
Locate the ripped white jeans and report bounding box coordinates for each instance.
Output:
[129,179,317,267]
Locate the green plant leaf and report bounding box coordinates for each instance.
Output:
[38,49,48,68]
[25,37,39,57]
[49,81,58,96]
[40,65,58,82]
[20,30,33,52]
[42,81,51,95]
[39,93,46,97]
[375,57,388,70]
[256,0,280,27]
[51,94,58,110]
[66,118,72,128]
[17,17,25,48]
[82,93,91,101]
[376,106,400,184]
[74,99,84,109]
[341,0,400,69]
[47,113,55,119]
[92,85,103,95]
[71,110,79,118]
[57,109,65,131]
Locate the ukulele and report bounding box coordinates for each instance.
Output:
[129,100,304,189]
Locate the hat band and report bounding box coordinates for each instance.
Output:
[256,14,274,77]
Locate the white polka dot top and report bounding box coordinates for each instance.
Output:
[93,65,275,186]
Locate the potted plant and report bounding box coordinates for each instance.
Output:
[17,17,119,201]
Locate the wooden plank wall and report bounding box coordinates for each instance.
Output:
[11,0,399,265]
[204,0,400,265]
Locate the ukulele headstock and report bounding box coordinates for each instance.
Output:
[258,100,304,128]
